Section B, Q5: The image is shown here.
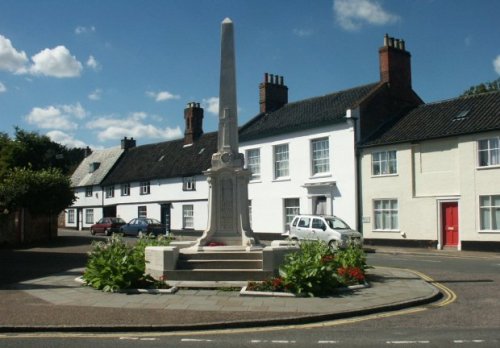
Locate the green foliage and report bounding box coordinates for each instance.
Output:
[462,78,500,96]
[279,241,342,297]
[82,234,171,292]
[275,241,368,297]
[0,167,75,214]
[0,127,88,178]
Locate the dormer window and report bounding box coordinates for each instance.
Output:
[88,162,100,173]
[183,176,196,191]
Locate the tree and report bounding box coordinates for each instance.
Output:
[0,128,88,178]
[0,167,76,214]
[462,78,500,96]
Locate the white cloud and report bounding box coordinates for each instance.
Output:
[0,82,6,93]
[333,0,400,31]
[0,34,29,73]
[202,97,219,115]
[88,88,102,100]
[46,130,87,148]
[25,103,86,130]
[86,112,182,141]
[494,55,500,75]
[75,26,96,35]
[29,46,83,78]
[293,28,314,38]
[146,90,180,102]
[86,55,101,71]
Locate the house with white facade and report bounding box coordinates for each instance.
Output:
[66,143,128,230]
[239,35,421,234]
[98,103,217,232]
[359,91,500,251]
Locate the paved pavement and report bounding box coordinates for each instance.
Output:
[0,266,441,332]
[4,231,497,333]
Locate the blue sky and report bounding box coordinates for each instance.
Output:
[0,0,499,149]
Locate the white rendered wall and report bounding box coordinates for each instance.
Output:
[240,121,357,234]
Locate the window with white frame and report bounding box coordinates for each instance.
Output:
[372,150,397,176]
[373,199,399,230]
[138,206,147,218]
[67,209,75,223]
[105,185,114,198]
[274,144,289,179]
[183,176,196,191]
[85,186,93,197]
[183,205,194,229]
[246,148,261,180]
[479,195,500,230]
[121,183,130,196]
[311,138,330,175]
[478,137,500,167]
[284,198,300,229]
[140,181,150,195]
[85,209,94,224]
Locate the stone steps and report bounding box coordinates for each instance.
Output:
[164,250,272,281]
[164,269,274,281]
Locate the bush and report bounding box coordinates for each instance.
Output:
[279,241,342,297]
[82,234,171,292]
[272,241,368,297]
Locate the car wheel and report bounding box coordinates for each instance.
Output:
[137,230,143,238]
[90,228,96,235]
[104,228,111,236]
[329,240,339,251]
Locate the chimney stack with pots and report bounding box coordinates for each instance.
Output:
[121,137,136,150]
[184,102,204,145]
[379,34,412,91]
[259,72,288,113]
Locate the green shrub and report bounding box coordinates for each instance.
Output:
[275,241,368,296]
[279,241,342,297]
[82,234,171,292]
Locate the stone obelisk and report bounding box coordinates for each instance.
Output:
[195,18,261,251]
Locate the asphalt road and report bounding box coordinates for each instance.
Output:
[1,230,499,347]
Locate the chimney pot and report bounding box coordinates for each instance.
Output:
[259,72,288,113]
[184,101,204,145]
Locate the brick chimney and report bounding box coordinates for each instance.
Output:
[259,73,288,113]
[379,34,412,91]
[121,137,136,150]
[184,102,204,145]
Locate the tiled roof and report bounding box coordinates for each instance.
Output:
[239,83,379,142]
[70,147,124,187]
[361,91,500,147]
[100,132,218,185]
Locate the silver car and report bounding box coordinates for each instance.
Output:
[288,215,363,249]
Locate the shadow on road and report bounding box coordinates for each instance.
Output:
[0,231,100,287]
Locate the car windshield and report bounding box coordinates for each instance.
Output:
[325,217,350,230]
[111,218,126,223]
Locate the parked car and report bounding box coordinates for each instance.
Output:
[119,217,167,237]
[90,217,126,236]
[288,214,363,249]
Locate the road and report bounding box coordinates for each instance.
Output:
[1,230,499,347]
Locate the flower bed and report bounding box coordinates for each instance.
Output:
[241,242,369,297]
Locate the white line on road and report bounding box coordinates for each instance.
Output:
[318,340,338,344]
[387,341,430,344]
[453,339,485,343]
[181,338,213,342]
[251,340,296,344]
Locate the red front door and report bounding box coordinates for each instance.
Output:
[442,202,459,246]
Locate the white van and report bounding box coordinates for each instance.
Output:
[288,215,363,249]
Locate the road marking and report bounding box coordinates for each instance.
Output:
[318,340,338,344]
[251,340,296,344]
[453,339,485,343]
[181,338,213,342]
[404,268,457,307]
[387,341,429,344]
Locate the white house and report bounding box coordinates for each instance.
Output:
[359,91,500,251]
[66,144,126,230]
